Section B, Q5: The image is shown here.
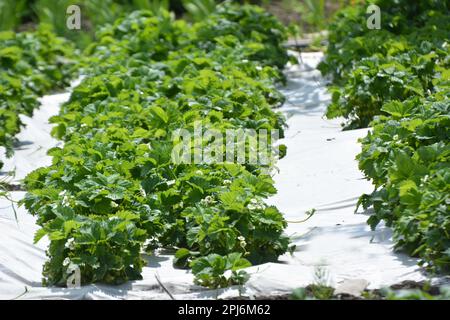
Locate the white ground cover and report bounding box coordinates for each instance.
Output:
[0,52,439,300]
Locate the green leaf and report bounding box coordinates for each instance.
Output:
[34,228,47,244]
[150,106,169,124]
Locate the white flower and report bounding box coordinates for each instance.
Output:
[62,195,70,206]
[238,236,247,247]
[247,198,263,210]
[247,199,264,210]
[223,179,232,186]
[63,258,71,266]
[200,196,215,206]
[393,134,399,141]
[65,238,75,250]
[195,170,203,176]
[59,190,71,205]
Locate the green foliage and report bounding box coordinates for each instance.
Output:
[381,285,450,300]
[190,253,251,289]
[0,26,77,168]
[294,0,326,31]
[23,3,292,287]
[322,0,450,273]
[290,285,336,300]
[293,284,450,300]
[357,97,450,272]
[182,0,217,21]
[33,0,73,34]
[0,1,217,48]
[319,0,449,129]
[0,0,27,31]
[291,266,335,300]
[131,0,170,15]
[192,3,290,70]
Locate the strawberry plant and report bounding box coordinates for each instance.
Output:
[357,97,450,272]
[319,0,449,129]
[0,25,76,169]
[23,3,293,288]
[190,253,251,289]
[322,0,450,272]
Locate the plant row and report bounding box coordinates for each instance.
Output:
[0,25,76,170]
[1,0,234,49]
[321,0,449,272]
[319,0,449,129]
[23,4,295,288]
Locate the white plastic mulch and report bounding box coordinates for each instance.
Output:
[0,52,439,300]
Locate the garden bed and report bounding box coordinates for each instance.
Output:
[1,51,445,300]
